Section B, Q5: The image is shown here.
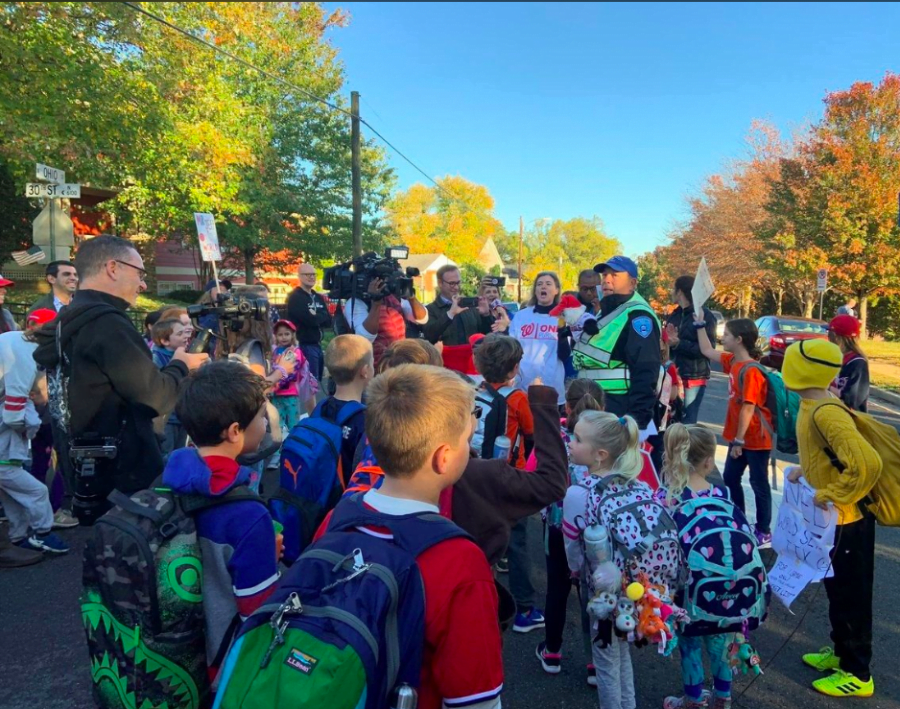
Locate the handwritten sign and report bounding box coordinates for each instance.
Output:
[194,213,222,262]
[769,469,837,609]
[691,258,715,318]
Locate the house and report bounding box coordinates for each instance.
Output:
[398,253,456,303]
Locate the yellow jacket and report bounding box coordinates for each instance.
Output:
[796,398,882,525]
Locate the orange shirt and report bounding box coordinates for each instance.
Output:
[487,385,534,469]
[721,353,772,451]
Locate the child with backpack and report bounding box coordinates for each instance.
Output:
[828,315,870,413]
[215,364,504,709]
[163,362,280,677]
[563,411,684,709]
[535,378,605,685]
[658,423,768,709]
[473,333,543,633]
[271,334,372,564]
[695,315,773,549]
[271,319,318,429]
[782,339,883,698]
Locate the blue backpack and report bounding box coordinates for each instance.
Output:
[270,400,365,564]
[670,487,769,636]
[213,494,469,709]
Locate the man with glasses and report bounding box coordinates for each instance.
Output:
[28,261,78,315]
[423,265,495,347]
[286,263,332,381]
[34,235,208,523]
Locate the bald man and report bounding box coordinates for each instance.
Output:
[286,263,333,381]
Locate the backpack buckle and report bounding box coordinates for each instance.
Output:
[159,521,179,539]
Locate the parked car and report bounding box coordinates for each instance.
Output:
[710,310,726,342]
[754,315,829,370]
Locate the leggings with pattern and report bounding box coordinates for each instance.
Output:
[678,633,733,699]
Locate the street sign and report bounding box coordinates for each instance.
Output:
[817,268,828,293]
[25,183,81,199]
[194,213,222,262]
[32,202,74,252]
[35,163,65,184]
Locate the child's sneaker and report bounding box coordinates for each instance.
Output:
[802,646,841,672]
[52,509,79,529]
[812,669,874,697]
[755,528,772,550]
[19,532,70,555]
[587,663,597,687]
[535,642,561,674]
[513,607,545,633]
[663,691,709,708]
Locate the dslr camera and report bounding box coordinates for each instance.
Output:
[186,291,270,353]
[324,246,420,302]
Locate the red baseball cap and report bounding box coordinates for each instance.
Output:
[829,315,860,338]
[27,308,57,326]
[0,275,15,288]
[274,319,296,332]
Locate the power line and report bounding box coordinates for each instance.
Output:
[118,1,452,197]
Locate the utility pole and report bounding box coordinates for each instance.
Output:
[351,90,362,258]
[518,216,524,304]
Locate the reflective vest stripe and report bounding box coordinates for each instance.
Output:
[578,369,631,382]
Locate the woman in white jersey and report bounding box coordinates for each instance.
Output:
[509,271,570,406]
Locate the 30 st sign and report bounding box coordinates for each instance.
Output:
[25,182,81,199]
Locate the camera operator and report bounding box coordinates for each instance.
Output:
[33,236,208,522]
[345,279,428,367]
[423,268,509,346]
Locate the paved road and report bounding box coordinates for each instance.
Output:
[1,372,899,709]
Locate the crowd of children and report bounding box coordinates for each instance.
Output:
[7,279,885,709]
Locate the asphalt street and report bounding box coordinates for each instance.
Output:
[1,371,899,709]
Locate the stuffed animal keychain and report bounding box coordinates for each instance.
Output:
[728,633,762,676]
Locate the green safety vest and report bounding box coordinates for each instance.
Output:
[573,293,660,394]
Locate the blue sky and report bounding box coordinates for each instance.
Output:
[325,2,900,256]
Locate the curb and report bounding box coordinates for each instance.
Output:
[870,386,900,408]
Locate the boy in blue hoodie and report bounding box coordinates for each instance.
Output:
[162,360,281,677]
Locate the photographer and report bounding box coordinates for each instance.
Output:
[33,236,208,521]
[423,268,508,346]
[345,281,428,367]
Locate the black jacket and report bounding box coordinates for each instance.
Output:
[666,305,717,381]
[33,289,188,494]
[597,293,662,429]
[423,298,493,346]
[286,288,333,345]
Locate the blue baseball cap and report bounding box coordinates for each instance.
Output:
[594,255,638,279]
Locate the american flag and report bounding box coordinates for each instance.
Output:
[11,245,46,266]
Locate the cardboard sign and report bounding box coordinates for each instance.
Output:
[691,257,715,318]
[194,213,222,262]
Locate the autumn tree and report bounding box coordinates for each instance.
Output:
[522,217,621,289]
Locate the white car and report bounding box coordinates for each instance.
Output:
[711,310,726,342]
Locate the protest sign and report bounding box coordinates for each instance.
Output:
[691,258,714,318]
[769,468,837,609]
[194,213,222,262]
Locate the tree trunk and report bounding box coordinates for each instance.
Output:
[803,293,815,319]
[244,249,255,285]
[859,293,868,339]
[744,286,753,319]
[775,288,784,316]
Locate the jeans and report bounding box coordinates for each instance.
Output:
[723,446,772,533]
[592,637,636,709]
[29,422,64,512]
[682,384,707,425]
[508,516,536,611]
[678,633,733,699]
[300,344,324,382]
[825,515,875,680]
[0,464,54,542]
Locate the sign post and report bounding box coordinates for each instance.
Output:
[817,268,828,321]
[194,213,223,291]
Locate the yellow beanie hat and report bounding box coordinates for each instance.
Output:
[781,339,843,391]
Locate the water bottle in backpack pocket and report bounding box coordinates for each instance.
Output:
[470,383,516,459]
[270,400,366,565]
[213,495,468,709]
[671,489,770,636]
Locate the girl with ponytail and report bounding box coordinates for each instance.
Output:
[562,412,683,709]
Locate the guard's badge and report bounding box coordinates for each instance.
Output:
[632,316,653,339]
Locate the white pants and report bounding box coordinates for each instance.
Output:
[0,464,53,542]
[592,637,636,709]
